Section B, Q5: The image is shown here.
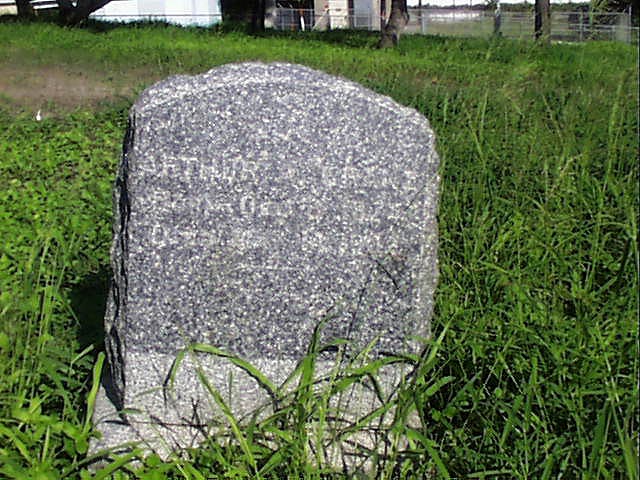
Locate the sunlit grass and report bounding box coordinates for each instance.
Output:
[0,21,637,478]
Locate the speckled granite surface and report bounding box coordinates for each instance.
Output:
[92,62,440,470]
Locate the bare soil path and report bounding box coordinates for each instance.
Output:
[0,62,157,115]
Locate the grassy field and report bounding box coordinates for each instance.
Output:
[0,20,638,479]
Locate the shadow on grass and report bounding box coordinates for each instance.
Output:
[0,13,385,49]
[81,17,384,49]
[70,268,110,350]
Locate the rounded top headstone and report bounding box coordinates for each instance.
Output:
[113,62,439,361]
[96,63,441,463]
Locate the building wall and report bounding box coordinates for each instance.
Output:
[91,0,221,26]
[314,0,379,29]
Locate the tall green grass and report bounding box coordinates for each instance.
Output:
[0,22,637,478]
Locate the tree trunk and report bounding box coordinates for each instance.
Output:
[250,0,266,32]
[220,0,253,23]
[534,0,551,42]
[16,0,35,19]
[57,0,74,23]
[57,0,112,25]
[378,0,409,48]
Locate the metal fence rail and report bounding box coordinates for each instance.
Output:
[407,8,637,43]
[271,8,380,31]
[274,7,638,44]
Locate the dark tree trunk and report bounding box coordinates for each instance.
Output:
[16,0,35,19]
[250,0,266,32]
[220,0,253,23]
[57,0,74,23]
[57,0,112,25]
[534,0,551,42]
[378,0,409,48]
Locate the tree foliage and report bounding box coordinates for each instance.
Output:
[591,0,638,11]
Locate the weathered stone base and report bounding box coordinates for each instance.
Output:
[90,350,418,473]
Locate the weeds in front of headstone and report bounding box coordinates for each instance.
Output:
[163,319,451,478]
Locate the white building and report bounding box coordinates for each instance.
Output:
[313,0,381,30]
[91,0,221,26]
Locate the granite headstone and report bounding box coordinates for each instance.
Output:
[92,62,440,469]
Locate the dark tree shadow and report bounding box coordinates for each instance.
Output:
[70,267,110,350]
[0,13,385,50]
[69,268,126,413]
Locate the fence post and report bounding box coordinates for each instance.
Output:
[494,1,502,36]
[628,5,632,44]
[579,10,583,42]
[418,0,424,34]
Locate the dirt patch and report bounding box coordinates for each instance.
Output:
[0,63,154,114]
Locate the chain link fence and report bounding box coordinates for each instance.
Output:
[1,1,636,44]
[271,8,377,31]
[273,7,638,44]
